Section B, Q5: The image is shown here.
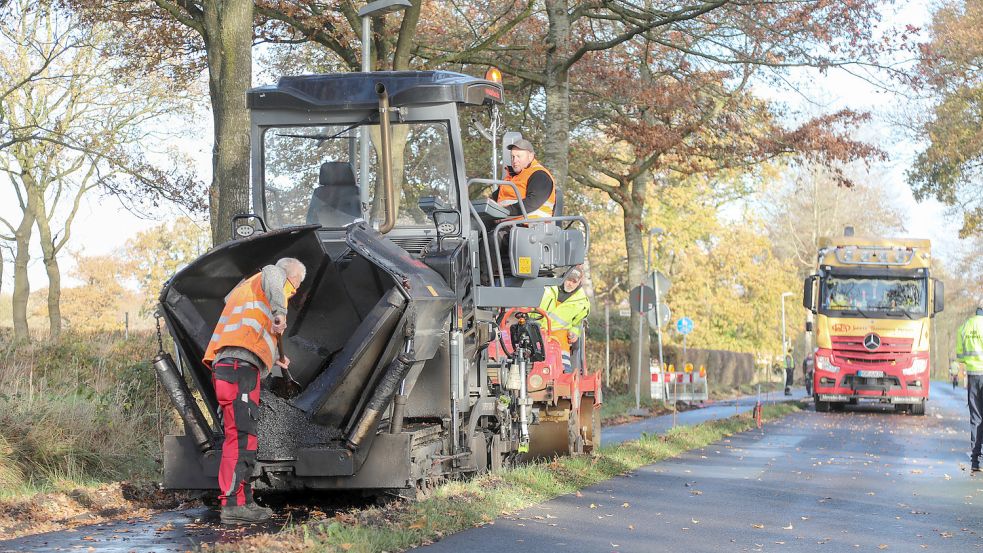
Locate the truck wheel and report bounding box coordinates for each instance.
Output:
[568,409,585,455]
[910,402,926,416]
[815,399,830,412]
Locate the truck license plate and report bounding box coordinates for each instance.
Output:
[858,370,884,378]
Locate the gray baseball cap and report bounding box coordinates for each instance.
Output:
[507,138,535,153]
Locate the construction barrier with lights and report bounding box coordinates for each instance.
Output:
[651,363,709,402]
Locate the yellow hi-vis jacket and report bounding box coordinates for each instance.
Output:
[957,314,983,374]
[539,286,591,340]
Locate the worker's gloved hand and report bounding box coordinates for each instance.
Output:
[568,331,578,343]
[271,314,287,335]
[275,355,290,370]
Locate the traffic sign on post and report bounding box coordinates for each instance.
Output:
[676,317,694,335]
[629,285,656,313]
[647,303,671,329]
[647,271,671,296]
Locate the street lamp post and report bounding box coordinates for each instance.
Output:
[780,291,794,351]
[357,0,412,214]
[781,291,793,390]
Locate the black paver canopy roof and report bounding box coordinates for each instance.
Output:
[248,70,504,111]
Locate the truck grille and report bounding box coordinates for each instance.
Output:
[831,335,914,365]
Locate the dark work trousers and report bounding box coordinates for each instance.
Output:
[212,358,261,507]
[785,367,794,388]
[570,337,583,373]
[968,374,983,465]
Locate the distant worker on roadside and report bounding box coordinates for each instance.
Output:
[493,138,556,219]
[540,266,591,373]
[957,306,983,472]
[784,348,794,396]
[952,358,961,390]
[202,258,307,524]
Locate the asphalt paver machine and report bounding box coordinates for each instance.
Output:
[153,70,589,494]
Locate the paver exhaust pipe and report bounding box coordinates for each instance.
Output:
[376,82,397,234]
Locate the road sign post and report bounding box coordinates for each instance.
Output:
[650,271,669,406]
[676,317,694,366]
[604,302,611,386]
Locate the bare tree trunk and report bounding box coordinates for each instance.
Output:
[623,197,651,401]
[543,0,570,190]
[11,210,34,341]
[203,0,252,246]
[32,191,61,338]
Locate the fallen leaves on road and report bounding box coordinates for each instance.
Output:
[752,523,764,529]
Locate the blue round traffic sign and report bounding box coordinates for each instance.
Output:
[676,317,694,335]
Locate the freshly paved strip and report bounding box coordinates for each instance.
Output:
[423,386,981,552]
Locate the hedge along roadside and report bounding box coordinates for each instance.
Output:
[586,339,756,392]
[210,402,802,553]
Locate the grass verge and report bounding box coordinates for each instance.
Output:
[211,402,801,553]
[0,331,164,499]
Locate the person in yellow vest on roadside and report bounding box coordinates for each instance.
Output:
[540,266,591,373]
[493,138,556,219]
[202,257,307,524]
[957,306,983,472]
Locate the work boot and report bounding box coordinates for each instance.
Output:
[220,503,272,525]
[246,502,274,518]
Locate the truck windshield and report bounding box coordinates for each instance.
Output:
[262,122,457,229]
[820,276,927,317]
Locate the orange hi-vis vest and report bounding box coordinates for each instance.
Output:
[499,160,556,218]
[203,273,291,371]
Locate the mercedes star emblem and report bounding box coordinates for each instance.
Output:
[863,333,881,351]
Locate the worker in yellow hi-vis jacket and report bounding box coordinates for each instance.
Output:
[540,266,591,373]
[957,306,983,472]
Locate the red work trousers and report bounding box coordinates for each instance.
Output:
[212,358,261,507]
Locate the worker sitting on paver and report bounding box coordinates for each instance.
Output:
[493,138,557,219]
[540,266,591,373]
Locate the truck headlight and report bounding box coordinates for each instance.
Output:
[903,359,928,376]
[816,355,840,374]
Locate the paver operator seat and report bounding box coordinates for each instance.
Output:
[306,161,361,228]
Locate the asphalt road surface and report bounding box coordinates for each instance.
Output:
[424,385,983,553]
[5,386,973,553]
[0,390,801,553]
